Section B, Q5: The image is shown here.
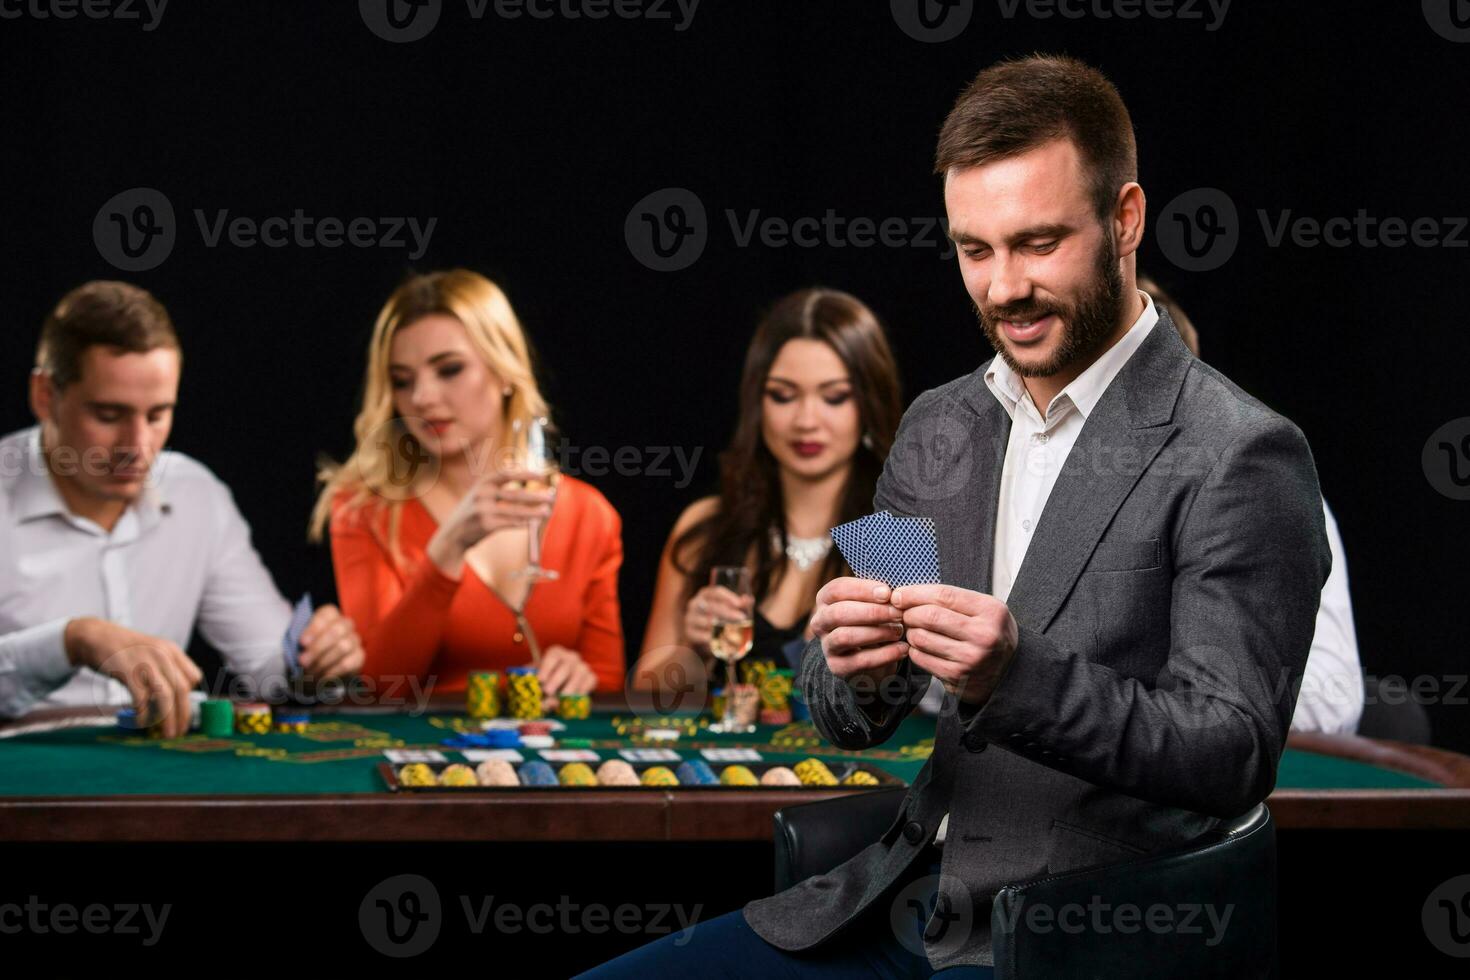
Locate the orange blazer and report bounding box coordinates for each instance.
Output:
[330,476,625,694]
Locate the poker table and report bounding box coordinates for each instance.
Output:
[2,697,1468,841]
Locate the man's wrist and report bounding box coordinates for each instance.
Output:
[62,617,99,667]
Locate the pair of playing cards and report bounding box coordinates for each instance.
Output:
[830,511,942,587]
[283,593,313,675]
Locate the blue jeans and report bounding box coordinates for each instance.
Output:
[576,854,995,979]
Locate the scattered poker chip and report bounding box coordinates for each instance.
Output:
[274,712,310,734]
[841,770,880,786]
[560,738,595,748]
[595,759,640,787]
[200,699,234,737]
[439,763,478,787]
[442,730,522,749]
[521,735,555,749]
[794,758,838,786]
[475,759,520,787]
[675,760,718,786]
[719,765,759,787]
[518,761,558,786]
[115,708,143,731]
[760,766,801,786]
[640,728,680,742]
[518,721,554,736]
[640,766,679,787]
[558,762,597,787]
[398,763,437,787]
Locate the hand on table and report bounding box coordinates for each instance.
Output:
[297,604,364,681]
[63,617,202,738]
[891,584,1018,706]
[534,644,597,711]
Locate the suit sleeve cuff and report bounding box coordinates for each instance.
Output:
[958,627,1068,755]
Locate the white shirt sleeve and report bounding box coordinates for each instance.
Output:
[194,477,292,699]
[0,618,77,719]
[1289,499,1365,734]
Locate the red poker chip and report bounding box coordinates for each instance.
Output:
[518,722,553,736]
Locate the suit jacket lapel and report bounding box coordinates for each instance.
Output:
[1004,312,1194,633]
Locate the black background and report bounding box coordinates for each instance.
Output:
[2,0,1467,763]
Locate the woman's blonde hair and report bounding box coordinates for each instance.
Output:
[309,269,548,548]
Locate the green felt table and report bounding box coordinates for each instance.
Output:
[1,703,1468,841]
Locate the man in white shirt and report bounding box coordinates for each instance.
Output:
[0,280,364,735]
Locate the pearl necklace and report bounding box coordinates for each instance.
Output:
[772,528,832,571]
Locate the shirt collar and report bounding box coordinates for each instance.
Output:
[8,426,171,531]
[985,289,1159,422]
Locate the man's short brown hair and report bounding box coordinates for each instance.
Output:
[935,54,1138,222]
[36,280,180,388]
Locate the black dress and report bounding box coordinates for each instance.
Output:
[751,608,811,670]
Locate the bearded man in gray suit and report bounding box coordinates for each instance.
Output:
[583,53,1329,980]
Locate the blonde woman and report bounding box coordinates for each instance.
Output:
[311,270,625,700]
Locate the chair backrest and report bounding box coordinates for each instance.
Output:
[991,804,1276,980]
[773,788,907,892]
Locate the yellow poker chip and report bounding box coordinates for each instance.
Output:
[841,770,880,786]
[439,763,478,787]
[398,763,437,787]
[558,762,597,787]
[794,758,838,786]
[640,766,679,787]
[719,765,759,787]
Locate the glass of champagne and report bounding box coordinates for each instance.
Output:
[707,566,755,734]
[511,416,560,582]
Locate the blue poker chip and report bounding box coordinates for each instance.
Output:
[518,761,558,786]
[506,666,536,676]
[441,731,522,749]
[116,708,143,729]
[675,759,718,786]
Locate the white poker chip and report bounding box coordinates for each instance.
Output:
[521,735,555,749]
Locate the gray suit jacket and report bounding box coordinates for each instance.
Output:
[744,310,1331,969]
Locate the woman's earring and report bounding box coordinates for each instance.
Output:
[862,432,875,452]
[503,386,514,398]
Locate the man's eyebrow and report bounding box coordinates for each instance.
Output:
[85,401,175,413]
[947,222,1074,247]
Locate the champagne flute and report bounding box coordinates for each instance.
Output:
[707,566,755,734]
[511,416,560,582]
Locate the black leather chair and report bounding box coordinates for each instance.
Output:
[774,792,1277,979]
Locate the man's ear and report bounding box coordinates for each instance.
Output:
[29,369,55,424]
[1113,182,1147,258]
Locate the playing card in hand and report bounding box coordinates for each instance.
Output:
[283,592,313,675]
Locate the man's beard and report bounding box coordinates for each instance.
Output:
[977,231,1127,378]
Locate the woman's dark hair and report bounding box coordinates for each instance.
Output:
[672,288,903,607]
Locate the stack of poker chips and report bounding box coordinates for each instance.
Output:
[557,692,591,720]
[398,763,437,787]
[506,667,543,719]
[558,763,598,786]
[466,671,502,720]
[739,658,777,688]
[200,699,234,737]
[718,765,758,786]
[842,770,880,786]
[675,759,718,786]
[274,710,310,734]
[438,763,478,787]
[640,766,679,786]
[116,707,166,739]
[518,760,558,786]
[731,683,761,726]
[794,758,838,786]
[234,702,272,735]
[758,669,795,725]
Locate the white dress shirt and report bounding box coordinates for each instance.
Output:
[0,426,292,718]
